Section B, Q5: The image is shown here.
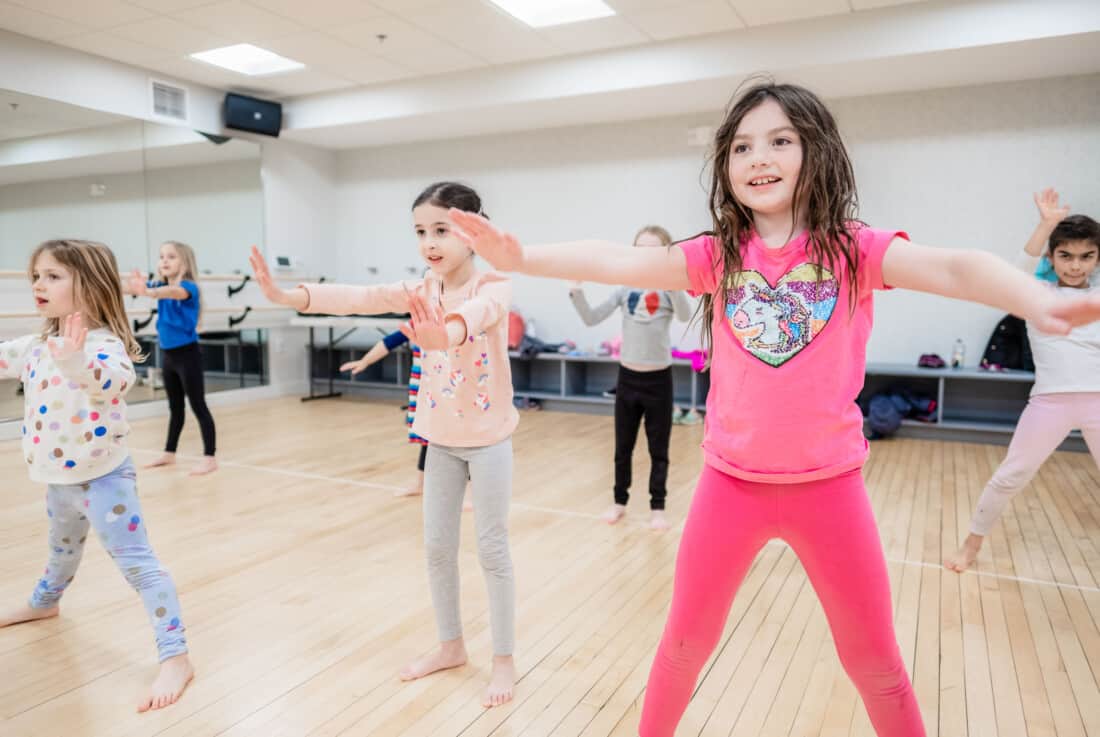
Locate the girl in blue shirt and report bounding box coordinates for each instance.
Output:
[129,241,218,475]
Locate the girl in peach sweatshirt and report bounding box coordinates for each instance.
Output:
[249,182,518,708]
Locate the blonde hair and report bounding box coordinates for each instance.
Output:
[161,240,203,326]
[29,240,144,361]
[633,225,673,247]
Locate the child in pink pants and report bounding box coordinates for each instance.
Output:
[948,194,1100,572]
[451,85,1100,736]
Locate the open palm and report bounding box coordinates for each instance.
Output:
[49,312,88,362]
[247,245,290,305]
[449,210,526,272]
[400,292,450,351]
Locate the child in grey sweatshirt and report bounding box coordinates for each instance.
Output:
[569,225,694,529]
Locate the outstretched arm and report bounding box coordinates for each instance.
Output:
[451,211,692,291]
[883,238,1100,334]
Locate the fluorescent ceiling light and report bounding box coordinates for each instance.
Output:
[190,44,304,76]
[487,0,615,28]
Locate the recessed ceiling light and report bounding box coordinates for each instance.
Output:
[190,44,304,76]
[487,0,615,28]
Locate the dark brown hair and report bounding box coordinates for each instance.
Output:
[698,80,861,349]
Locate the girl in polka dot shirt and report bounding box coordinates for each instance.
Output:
[0,240,194,713]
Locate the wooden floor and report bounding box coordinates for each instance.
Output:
[0,396,1098,737]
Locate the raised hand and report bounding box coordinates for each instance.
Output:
[1034,188,1070,226]
[449,210,526,272]
[48,312,88,362]
[400,291,451,351]
[248,245,294,306]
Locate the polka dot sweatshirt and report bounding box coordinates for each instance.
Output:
[0,329,136,484]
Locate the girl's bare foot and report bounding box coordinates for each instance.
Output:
[602,504,627,525]
[649,510,670,531]
[189,456,218,476]
[0,603,58,628]
[137,653,194,712]
[945,533,984,572]
[394,472,425,498]
[400,639,467,681]
[483,655,516,708]
[144,453,176,469]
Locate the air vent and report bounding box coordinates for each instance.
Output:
[150,79,188,121]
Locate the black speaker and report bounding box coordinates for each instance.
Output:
[224,92,282,137]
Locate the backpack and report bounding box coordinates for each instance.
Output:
[507,311,525,350]
[980,315,1034,371]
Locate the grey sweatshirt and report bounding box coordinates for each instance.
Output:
[569,287,694,369]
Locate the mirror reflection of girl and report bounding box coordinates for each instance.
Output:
[125,242,217,476]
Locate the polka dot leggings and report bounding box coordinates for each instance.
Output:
[29,456,188,662]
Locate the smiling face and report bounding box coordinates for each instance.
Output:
[413,203,473,277]
[726,98,803,220]
[31,250,77,319]
[1050,239,1100,289]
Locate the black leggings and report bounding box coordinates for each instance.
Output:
[614,365,673,510]
[162,342,216,457]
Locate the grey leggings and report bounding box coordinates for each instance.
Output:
[424,438,514,656]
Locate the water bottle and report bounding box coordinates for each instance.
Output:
[951,338,966,369]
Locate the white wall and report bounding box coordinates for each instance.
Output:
[0,159,263,275]
[145,159,264,275]
[259,138,340,390]
[332,74,1100,366]
[0,168,149,271]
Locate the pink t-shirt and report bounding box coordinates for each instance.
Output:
[678,225,906,483]
[302,271,519,448]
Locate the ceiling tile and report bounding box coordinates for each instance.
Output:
[536,15,648,54]
[0,2,90,40]
[402,2,559,65]
[111,16,232,54]
[627,0,744,40]
[243,0,387,28]
[6,0,154,30]
[850,0,926,8]
[327,15,487,74]
[730,0,849,26]
[261,32,413,84]
[173,0,306,42]
[605,0,682,11]
[62,31,173,66]
[127,0,224,10]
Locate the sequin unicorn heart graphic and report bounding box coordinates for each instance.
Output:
[725,264,838,367]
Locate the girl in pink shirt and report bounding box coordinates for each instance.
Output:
[250,182,519,708]
[450,83,1100,736]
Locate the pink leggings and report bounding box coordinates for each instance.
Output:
[641,466,924,737]
[970,392,1100,536]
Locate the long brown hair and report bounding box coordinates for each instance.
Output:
[698,80,861,350]
[29,240,144,361]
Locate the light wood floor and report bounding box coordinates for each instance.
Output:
[0,396,1097,737]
